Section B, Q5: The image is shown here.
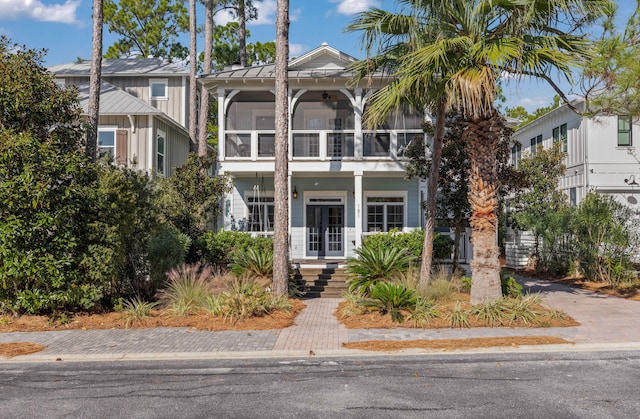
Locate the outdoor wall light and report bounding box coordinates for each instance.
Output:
[292,187,298,199]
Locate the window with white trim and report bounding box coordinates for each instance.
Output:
[530,134,542,156]
[156,129,166,175]
[149,79,168,100]
[247,196,274,232]
[618,115,632,146]
[98,128,116,160]
[366,196,404,232]
[511,144,521,168]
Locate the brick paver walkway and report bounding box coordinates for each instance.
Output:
[273,298,348,351]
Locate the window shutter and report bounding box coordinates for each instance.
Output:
[115,130,128,165]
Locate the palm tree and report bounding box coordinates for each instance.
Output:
[87,0,104,162]
[272,0,290,296]
[349,0,610,303]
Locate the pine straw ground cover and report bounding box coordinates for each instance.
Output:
[336,294,579,330]
[0,299,305,333]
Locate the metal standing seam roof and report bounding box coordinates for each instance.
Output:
[75,82,162,116]
[73,81,188,134]
[48,58,188,77]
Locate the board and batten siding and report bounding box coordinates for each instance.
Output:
[153,118,189,177]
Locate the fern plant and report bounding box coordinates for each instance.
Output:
[346,243,416,296]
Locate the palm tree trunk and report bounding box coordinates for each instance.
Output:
[87,0,103,162]
[419,99,446,288]
[464,110,502,304]
[198,0,214,157]
[188,0,198,151]
[272,0,290,296]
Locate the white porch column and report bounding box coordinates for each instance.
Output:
[354,171,363,249]
[354,88,363,160]
[217,87,225,160]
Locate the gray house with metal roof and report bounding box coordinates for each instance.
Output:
[200,44,430,261]
[49,59,191,176]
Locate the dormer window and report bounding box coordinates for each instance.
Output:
[150,79,168,100]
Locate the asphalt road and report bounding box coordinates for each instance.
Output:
[2,351,640,418]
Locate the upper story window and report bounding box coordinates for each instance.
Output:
[618,115,632,146]
[530,134,542,156]
[98,128,116,160]
[553,123,568,152]
[150,79,168,100]
[156,129,166,176]
[226,91,275,130]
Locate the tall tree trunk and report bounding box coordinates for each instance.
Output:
[272,0,290,296]
[238,0,247,67]
[87,0,103,162]
[464,110,502,304]
[198,0,214,157]
[188,0,198,151]
[419,99,446,288]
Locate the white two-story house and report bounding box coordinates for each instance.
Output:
[200,44,428,261]
[48,59,191,176]
[506,98,640,267]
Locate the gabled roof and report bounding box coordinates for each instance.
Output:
[75,82,162,116]
[199,43,360,85]
[73,82,188,134]
[49,58,188,77]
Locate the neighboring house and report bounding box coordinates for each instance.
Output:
[199,43,451,261]
[506,98,640,267]
[48,59,191,176]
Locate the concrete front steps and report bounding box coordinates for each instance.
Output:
[293,265,348,298]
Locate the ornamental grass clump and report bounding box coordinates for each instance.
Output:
[162,263,214,316]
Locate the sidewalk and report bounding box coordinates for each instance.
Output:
[2,277,640,361]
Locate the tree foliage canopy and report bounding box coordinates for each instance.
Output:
[103,0,189,60]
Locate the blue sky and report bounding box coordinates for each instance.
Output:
[0,0,636,112]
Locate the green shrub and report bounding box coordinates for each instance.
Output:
[446,302,471,328]
[122,297,159,327]
[346,243,416,296]
[201,230,273,267]
[362,229,454,260]
[500,270,523,298]
[148,226,191,290]
[471,299,507,327]
[460,276,472,293]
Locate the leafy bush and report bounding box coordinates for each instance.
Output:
[362,229,454,260]
[148,225,192,288]
[570,192,639,284]
[0,39,118,314]
[500,269,523,298]
[346,243,416,296]
[155,155,231,245]
[201,230,273,267]
[408,297,439,327]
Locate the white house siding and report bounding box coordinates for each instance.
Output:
[507,100,640,267]
[154,119,189,177]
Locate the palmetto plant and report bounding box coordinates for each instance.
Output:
[346,244,416,296]
[229,248,273,279]
[367,281,417,323]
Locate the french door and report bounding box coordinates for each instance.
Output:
[306,205,344,257]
